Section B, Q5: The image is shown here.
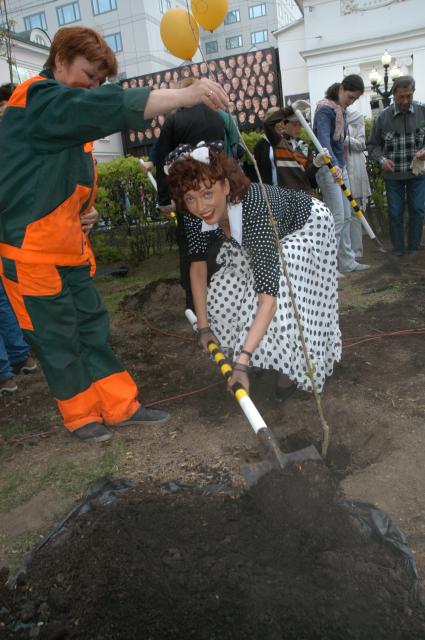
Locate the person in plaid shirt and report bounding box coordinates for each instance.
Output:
[368,76,425,256]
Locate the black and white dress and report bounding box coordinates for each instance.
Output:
[184,183,341,392]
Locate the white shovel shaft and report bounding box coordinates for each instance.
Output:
[294,109,325,155]
[185,308,268,434]
[140,158,158,191]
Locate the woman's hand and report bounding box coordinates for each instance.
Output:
[81,207,98,234]
[332,165,343,181]
[228,365,250,394]
[197,328,218,353]
[180,78,229,111]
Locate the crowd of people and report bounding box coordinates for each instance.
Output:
[1,25,424,442]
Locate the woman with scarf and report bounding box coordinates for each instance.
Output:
[313,75,369,275]
[165,142,341,399]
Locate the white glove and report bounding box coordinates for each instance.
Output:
[411,156,425,176]
[313,148,330,168]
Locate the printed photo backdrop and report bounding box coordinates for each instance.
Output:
[121,47,281,149]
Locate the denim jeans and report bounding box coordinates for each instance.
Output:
[0,281,29,381]
[316,166,357,271]
[385,176,425,254]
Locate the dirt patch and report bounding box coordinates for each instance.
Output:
[0,491,63,540]
[1,464,425,640]
[1,243,425,638]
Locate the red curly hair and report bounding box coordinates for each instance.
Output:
[167,150,251,211]
[45,26,118,79]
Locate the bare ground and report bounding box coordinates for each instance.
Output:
[1,239,425,637]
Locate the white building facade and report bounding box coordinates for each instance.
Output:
[200,0,301,60]
[275,0,425,115]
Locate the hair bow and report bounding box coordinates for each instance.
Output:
[164,140,224,175]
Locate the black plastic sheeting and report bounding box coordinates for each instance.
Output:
[342,499,419,601]
[8,477,420,602]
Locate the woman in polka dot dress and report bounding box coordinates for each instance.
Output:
[165,142,341,396]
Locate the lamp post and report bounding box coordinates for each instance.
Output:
[369,50,402,108]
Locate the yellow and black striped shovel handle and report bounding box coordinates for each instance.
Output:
[206,340,249,402]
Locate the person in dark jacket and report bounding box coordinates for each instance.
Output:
[253,107,285,185]
[0,26,228,442]
[155,78,237,310]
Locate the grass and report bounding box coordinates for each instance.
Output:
[0,443,125,513]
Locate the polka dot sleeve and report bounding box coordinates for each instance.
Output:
[183,212,217,261]
[242,183,312,296]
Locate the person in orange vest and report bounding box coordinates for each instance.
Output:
[0,26,228,442]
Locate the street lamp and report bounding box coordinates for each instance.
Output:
[369,50,402,108]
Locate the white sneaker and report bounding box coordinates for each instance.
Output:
[336,271,345,279]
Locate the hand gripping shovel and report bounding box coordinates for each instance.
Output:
[186,310,321,486]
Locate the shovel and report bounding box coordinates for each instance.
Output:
[185,309,321,486]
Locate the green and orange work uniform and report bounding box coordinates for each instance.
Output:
[0,69,151,432]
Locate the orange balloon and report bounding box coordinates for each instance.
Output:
[191,0,228,32]
[160,7,200,61]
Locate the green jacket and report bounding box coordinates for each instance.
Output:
[0,69,150,266]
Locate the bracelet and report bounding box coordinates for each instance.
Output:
[239,349,252,359]
[233,363,250,373]
[197,326,212,335]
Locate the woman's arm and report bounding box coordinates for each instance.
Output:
[144,78,228,119]
[190,261,212,351]
[230,293,277,392]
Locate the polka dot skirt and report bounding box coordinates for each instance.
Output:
[207,198,341,392]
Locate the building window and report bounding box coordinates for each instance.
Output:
[57,2,81,25]
[205,40,218,55]
[224,9,240,25]
[251,29,268,44]
[24,12,47,30]
[249,3,267,19]
[104,32,122,52]
[159,0,171,13]
[225,35,243,50]
[91,0,116,16]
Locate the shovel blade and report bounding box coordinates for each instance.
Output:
[240,445,322,488]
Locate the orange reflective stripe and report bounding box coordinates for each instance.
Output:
[56,384,103,431]
[1,275,34,331]
[0,243,92,266]
[8,75,44,109]
[22,184,92,258]
[16,262,62,296]
[93,371,140,425]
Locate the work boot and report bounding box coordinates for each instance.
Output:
[12,356,37,375]
[116,407,170,426]
[72,422,112,443]
[0,377,18,396]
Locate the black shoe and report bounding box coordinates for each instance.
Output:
[116,407,170,426]
[12,356,37,375]
[72,422,112,442]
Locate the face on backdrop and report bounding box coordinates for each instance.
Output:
[183,180,230,226]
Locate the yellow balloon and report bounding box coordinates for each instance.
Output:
[191,0,228,32]
[160,8,200,61]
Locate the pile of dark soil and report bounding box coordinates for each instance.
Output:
[1,463,425,640]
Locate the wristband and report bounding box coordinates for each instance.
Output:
[233,363,250,372]
[239,349,252,359]
[197,326,212,336]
